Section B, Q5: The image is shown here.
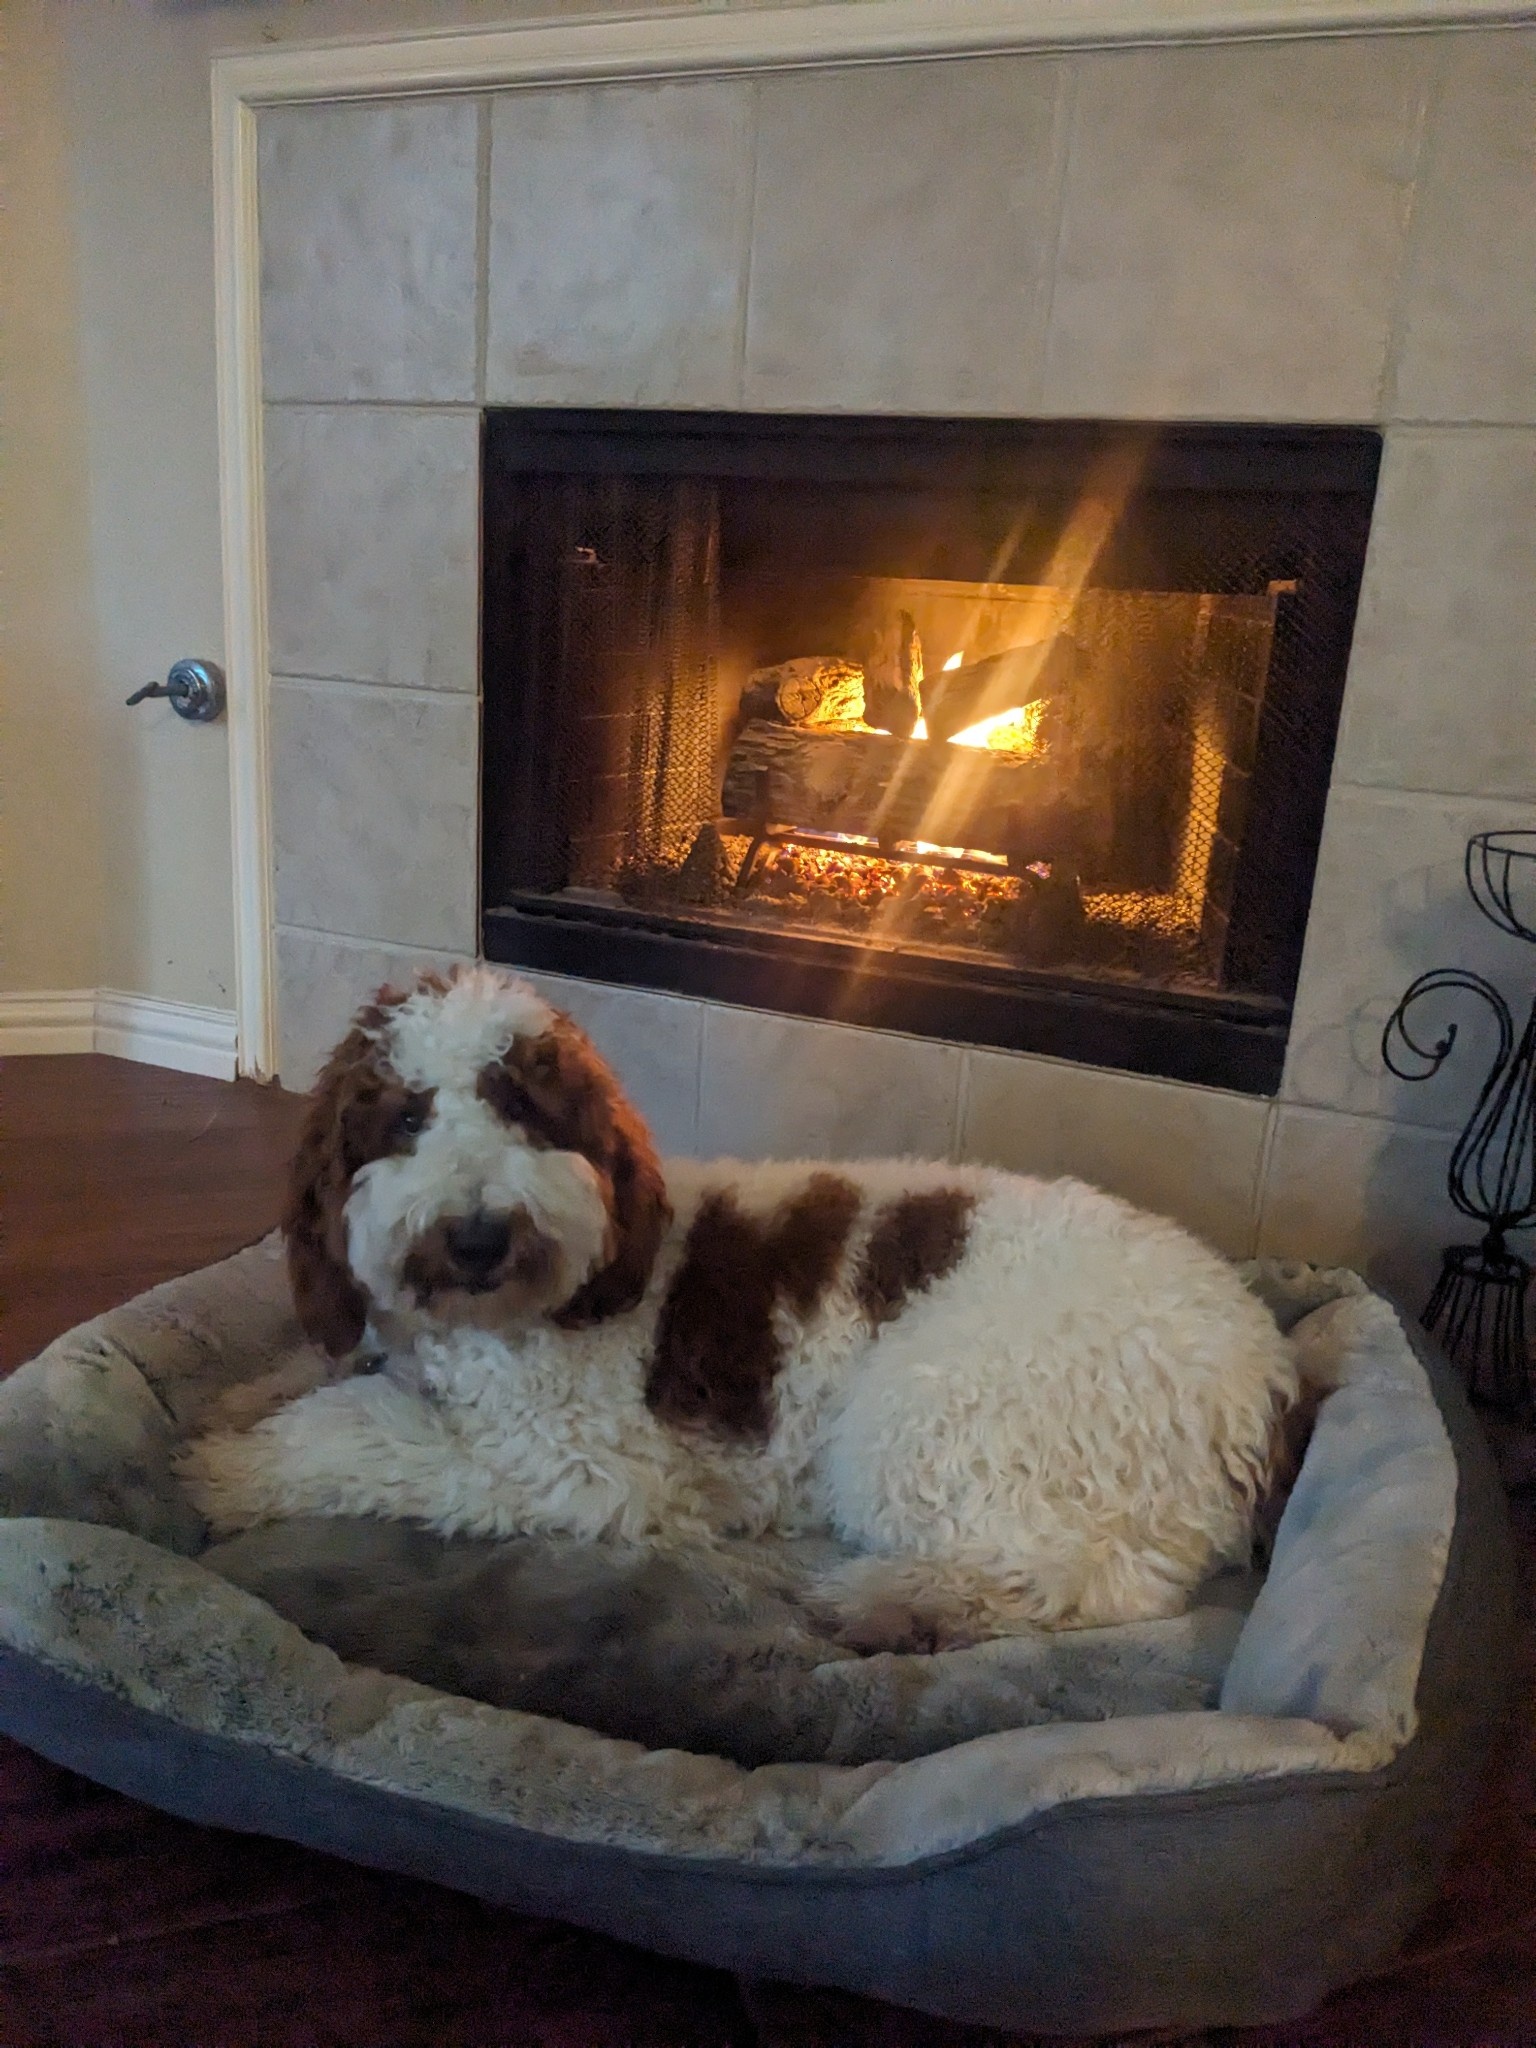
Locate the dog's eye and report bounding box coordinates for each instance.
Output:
[395,1101,428,1140]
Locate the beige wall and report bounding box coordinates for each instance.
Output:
[1,1,104,992]
[1,0,625,1005]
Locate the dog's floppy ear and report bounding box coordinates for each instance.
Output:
[537,1018,671,1327]
[282,1018,383,1358]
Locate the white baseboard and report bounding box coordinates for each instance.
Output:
[94,990,240,1080]
[0,989,240,1080]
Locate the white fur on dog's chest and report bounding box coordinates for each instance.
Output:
[386,1251,870,1543]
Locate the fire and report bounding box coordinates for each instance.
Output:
[946,699,1048,756]
[910,652,963,741]
[907,840,1008,866]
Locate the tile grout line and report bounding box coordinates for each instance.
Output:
[1375,37,1450,424]
[1382,414,1536,431]
[271,672,480,704]
[265,397,483,415]
[1328,777,1536,809]
[733,76,763,409]
[950,1047,974,1164]
[275,919,475,958]
[470,98,491,954]
[692,1001,711,1155]
[474,94,493,407]
[1031,56,1080,414]
[1250,1097,1282,1257]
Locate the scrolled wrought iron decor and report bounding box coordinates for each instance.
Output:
[1382,830,1536,1418]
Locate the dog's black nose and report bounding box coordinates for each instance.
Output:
[444,1212,513,1274]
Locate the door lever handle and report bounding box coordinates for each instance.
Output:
[126,658,226,723]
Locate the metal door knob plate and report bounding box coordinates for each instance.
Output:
[126,658,226,723]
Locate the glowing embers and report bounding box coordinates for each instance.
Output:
[611,829,1212,986]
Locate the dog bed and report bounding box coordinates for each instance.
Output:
[0,1237,1514,2036]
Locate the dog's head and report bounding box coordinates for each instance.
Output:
[283,966,671,1357]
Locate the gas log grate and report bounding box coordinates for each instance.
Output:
[481,413,1380,1093]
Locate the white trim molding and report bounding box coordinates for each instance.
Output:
[0,991,239,1080]
[212,0,1536,1079]
[214,64,277,1083]
[215,0,1536,103]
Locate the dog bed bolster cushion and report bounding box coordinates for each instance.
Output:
[0,1237,1514,2035]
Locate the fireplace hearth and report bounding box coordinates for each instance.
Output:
[482,413,1380,1092]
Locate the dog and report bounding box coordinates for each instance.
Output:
[182,965,1299,1648]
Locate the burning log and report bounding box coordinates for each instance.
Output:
[921,636,1077,746]
[863,610,924,737]
[739,656,865,729]
[720,720,1078,860]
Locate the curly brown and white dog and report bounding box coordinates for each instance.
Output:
[183,964,1300,1647]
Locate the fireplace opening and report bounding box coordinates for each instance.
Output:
[482,414,1380,1093]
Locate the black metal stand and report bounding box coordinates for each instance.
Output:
[1382,831,1536,1420]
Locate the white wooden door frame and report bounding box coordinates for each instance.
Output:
[214,0,1534,1076]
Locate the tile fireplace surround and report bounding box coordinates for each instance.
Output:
[258,10,1536,1302]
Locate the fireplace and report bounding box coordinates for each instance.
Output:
[482,413,1379,1093]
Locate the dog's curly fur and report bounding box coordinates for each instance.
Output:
[182,965,1300,1646]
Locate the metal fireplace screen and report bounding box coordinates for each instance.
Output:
[482,415,1380,1093]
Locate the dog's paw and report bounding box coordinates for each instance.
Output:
[827,1599,949,1657]
[807,1559,982,1657]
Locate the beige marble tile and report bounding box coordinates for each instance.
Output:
[275,928,472,1093]
[958,1049,1270,1256]
[485,81,753,407]
[270,679,478,953]
[1393,31,1536,424]
[1281,786,1536,1131]
[1043,37,1428,419]
[1256,1103,1456,1308]
[744,55,1065,413]
[696,1006,961,1163]
[259,98,480,404]
[1334,429,1536,803]
[522,971,702,1158]
[265,406,479,692]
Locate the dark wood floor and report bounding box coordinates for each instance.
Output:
[0,1055,1532,2046]
[0,1054,307,1373]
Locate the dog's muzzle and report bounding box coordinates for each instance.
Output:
[443,1212,513,1282]
[405,1208,561,1302]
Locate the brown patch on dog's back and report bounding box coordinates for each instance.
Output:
[645,1194,777,1441]
[770,1172,863,1316]
[646,1173,862,1441]
[855,1188,975,1330]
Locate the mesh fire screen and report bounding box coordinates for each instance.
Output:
[483,415,1380,1092]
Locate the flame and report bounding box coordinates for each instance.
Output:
[910,653,963,739]
[946,699,1048,756]
[907,840,1008,865]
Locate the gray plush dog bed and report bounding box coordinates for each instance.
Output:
[0,1236,1515,2036]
